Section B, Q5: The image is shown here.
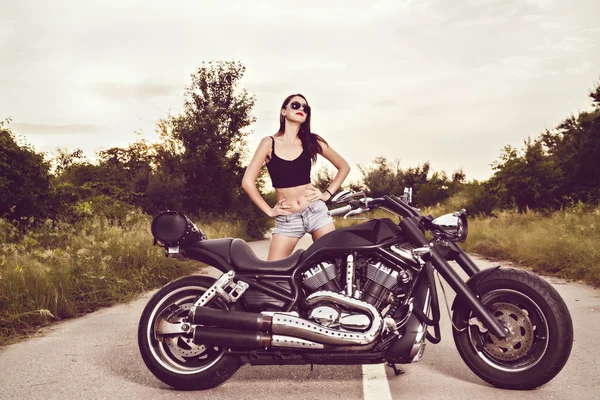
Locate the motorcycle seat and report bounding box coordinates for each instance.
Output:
[230,238,304,272]
[188,238,234,263]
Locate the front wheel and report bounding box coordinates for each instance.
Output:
[452,267,573,390]
[138,275,241,390]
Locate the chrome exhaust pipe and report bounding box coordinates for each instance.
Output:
[190,307,272,331]
[191,327,324,350]
[270,291,382,346]
[193,326,271,348]
[189,291,382,347]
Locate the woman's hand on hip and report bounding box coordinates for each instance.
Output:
[269,198,292,218]
[305,185,328,203]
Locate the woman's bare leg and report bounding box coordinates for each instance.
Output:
[268,234,301,260]
[311,223,335,242]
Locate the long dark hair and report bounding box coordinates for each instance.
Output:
[277,93,327,163]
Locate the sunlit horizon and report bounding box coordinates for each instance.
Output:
[3,0,599,183]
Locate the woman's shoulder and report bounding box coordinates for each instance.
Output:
[259,135,277,145]
[311,133,329,148]
[253,136,276,157]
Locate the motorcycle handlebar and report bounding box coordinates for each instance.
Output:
[328,205,352,217]
[326,194,421,219]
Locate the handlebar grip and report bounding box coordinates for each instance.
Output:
[345,208,367,217]
[328,205,352,217]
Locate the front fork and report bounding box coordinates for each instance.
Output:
[400,217,508,339]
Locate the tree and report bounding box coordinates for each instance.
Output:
[162,61,257,214]
[460,181,498,216]
[0,119,52,223]
[96,140,156,202]
[312,165,336,192]
[541,85,600,205]
[489,140,562,212]
[357,157,463,206]
[358,157,405,198]
[414,171,450,206]
[52,148,85,175]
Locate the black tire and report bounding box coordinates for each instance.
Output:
[138,275,241,390]
[452,267,573,390]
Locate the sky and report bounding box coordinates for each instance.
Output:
[2,0,599,184]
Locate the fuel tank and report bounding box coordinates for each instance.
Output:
[301,218,404,260]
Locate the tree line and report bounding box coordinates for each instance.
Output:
[1,62,599,240]
[1,61,270,237]
[353,79,600,215]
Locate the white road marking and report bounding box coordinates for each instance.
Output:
[362,363,393,400]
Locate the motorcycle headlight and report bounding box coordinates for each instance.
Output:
[430,209,468,242]
[151,211,207,246]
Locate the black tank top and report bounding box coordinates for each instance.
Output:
[266,136,311,189]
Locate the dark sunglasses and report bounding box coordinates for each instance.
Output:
[289,101,311,114]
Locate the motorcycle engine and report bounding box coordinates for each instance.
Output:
[301,262,341,293]
[301,257,412,327]
[362,260,409,308]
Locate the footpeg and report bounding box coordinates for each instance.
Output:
[189,271,249,314]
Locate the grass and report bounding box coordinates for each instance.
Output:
[460,205,600,285]
[0,212,249,345]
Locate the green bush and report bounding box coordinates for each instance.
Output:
[0,211,249,345]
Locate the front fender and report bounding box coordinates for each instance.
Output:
[451,265,502,311]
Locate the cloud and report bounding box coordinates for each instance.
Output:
[372,99,397,107]
[430,0,542,26]
[2,0,600,182]
[566,61,593,74]
[11,123,103,135]
[88,81,181,102]
[408,104,437,117]
[543,36,595,53]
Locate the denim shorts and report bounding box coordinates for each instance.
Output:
[272,200,334,238]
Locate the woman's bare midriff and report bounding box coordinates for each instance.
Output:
[276,184,317,213]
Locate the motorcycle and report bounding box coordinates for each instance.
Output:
[138,190,573,390]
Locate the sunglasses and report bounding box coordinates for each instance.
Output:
[289,101,311,114]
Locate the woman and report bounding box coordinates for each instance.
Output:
[242,94,351,260]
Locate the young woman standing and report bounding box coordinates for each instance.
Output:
[242,94,350,260]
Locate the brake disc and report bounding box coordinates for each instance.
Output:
[482,302,535,361]
[162,303,207,359]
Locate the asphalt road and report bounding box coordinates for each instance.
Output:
[0,236,598,400]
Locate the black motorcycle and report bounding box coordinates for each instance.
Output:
[138,190,573,390]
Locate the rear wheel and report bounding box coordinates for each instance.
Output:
[452,267,573,390]
[138,276,241,390]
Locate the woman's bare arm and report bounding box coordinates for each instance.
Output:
[241,137,275,216]
[320,140,351,197]
[305,139,351,203]
[242,137,293,217]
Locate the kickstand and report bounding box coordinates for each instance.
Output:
[310,363,314,372]
[386,362,405,376]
